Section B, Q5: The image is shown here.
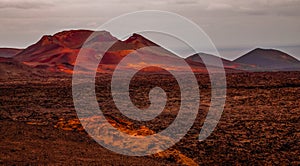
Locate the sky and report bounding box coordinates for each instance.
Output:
[0,0,300,60]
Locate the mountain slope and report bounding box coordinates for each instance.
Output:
[14,30,119,73]
[3,30,299,74]
[12,30,198,74]
[0,48,23,58]
[234,48,300,71]
[0,57,66,80]
[185,53,256,72]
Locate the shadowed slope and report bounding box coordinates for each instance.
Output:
[234,48,300,71]
[0,48,23,58]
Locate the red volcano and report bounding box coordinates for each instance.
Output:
[11,30,193,74]
[1,30,299,74]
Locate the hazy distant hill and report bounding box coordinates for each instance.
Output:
[185,53,257,71]
[234,48,300,71]
[0,48,23,58]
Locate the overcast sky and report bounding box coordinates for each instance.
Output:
[0,0,299,60]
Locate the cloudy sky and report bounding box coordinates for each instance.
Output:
[0,0,299,60]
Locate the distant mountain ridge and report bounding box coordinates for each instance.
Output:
[0,48,23,58]
[185,53,258,71]
[234,48,300,71]
[0,29,299,74]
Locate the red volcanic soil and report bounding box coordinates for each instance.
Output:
[0,120,174,165]
[0,71,299,165]
[0,58,67,81]
[0,57,12,62]
[0,29,300,165]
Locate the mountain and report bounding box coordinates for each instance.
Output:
[13,30,94,73]
[0,30,240,74]
[0,48,23,58]
[186,53,234,67]
[234,48,300,71]
[2,30,299,74]
[185,48,300,72]
[13,30,138,73]
[185,53,256,72]
[12,30,200,74]
[124,33,159,48]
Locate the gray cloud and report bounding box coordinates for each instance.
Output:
[201,0,300,16]
[0,0,299,59]
[0,0,54,9]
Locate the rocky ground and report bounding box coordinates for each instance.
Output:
[0,71,299,165]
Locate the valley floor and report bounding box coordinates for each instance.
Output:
[0,72,299,165]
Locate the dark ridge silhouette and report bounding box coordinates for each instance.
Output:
[124,33,159,48]
[186,53,258,71]
[0,48,23,58]
[234,48,300,71]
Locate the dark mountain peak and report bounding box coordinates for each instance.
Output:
[235,48,299,63]
[126,33,146,41]
[124,33,158,48]
[187,52,216,59]
[252,47,271,51]
[250,48,293,57]
[39,35,59,46]
[234,48,300,71]
[186,52,231,63]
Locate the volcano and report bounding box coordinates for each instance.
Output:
[11,30,202,74]
[1,30,299,74]
[234,48,300,71]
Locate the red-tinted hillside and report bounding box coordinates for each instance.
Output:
[124,33,158,48]
[6,30,298,74]
[12,30,197,74]
[0,48,23,58]
[14,30,117,73]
